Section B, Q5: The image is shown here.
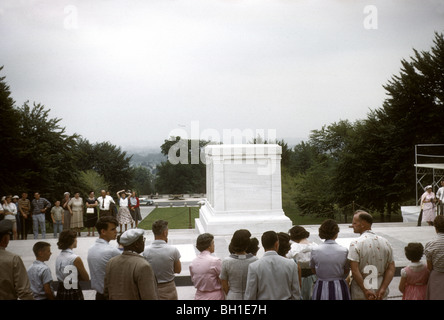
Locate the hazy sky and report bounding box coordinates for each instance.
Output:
[1,0,444,150]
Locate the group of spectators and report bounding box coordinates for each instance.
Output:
[1,210,444,300]
[0,190,143,241]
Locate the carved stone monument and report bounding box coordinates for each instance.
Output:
[195,144,293,235]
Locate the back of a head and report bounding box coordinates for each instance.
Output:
[196,233,214,252]
[261,231,278,251]
[404,242,424,262]
[32,241,50,258]
[318,219,340,240]
[57,230,77,250]
[289,225,310,242]
[277,232,291,257]
[356,211,373,226]
[247,237,260,255]
[434,215,444,233]
[152,220,168,236]
[230,229,252,253]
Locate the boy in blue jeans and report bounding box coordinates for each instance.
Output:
[27,242,55,300]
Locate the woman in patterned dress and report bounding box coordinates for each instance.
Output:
[421,185,436,226]
[116,190,134,233]
[68,192,84,236]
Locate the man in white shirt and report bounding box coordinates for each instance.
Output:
[87,216,121,300]
[348,211,395,300]
[97,190,115,217]
[436,180,444,216]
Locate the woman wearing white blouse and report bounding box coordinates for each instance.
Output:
[116,190,134,233]
[3,195,18,240]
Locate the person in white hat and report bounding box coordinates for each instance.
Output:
[421,185,436,226]
[104,229,158,300]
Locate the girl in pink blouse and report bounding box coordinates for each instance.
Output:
[189,233,225,300]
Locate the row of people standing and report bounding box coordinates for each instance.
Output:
[189,212,394,300]
[1,189,144,240]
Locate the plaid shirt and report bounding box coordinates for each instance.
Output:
[31,198,51,215]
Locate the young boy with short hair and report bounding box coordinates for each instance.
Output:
[27,241,55,300]
[51,200,64,238]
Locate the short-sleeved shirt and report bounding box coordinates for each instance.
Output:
[220,254,258,300]
[189,250,222,293]
[310,240,350,281]
[18,198,31,214]
[51,206,64,221]
[348,230,394,299]
[143,240,181,283]
[27,260,54,300]
[87,238,122,294]
[348,230,394,277]
[425,233,444,272]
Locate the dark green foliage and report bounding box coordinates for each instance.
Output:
[154,137,208,194]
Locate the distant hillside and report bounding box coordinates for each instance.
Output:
[128,151,167,173]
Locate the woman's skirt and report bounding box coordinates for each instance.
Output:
[426,270,444,300]
[56,282,84,300]
[130,207,142,222]
[300,273,317,300]
[70,208,84,231]
[117,206,134,225]
[312,279,351,300]
[422,203,436,222]
[84,210,98,228]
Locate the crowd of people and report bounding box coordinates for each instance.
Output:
[0,189,143,241]
[1,209,444,300]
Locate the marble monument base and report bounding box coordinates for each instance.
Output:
[195,202,293,235]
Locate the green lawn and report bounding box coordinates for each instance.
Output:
[138,207,200,230]
[137,206,403,231]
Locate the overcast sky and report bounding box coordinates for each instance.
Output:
[1,0,444,151]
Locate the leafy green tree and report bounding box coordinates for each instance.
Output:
[78,170,109,195]
[16,101,80,200]
[0,66,24,194]
[76,139,134,192]
[155,138,208,194]
[131,166,154,195]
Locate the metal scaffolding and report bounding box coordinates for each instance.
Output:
[415,144,444,205]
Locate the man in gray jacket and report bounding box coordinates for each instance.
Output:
[244,230,301,300]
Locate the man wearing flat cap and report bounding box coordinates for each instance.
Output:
[104,228,158,300]
[0,219,34,299]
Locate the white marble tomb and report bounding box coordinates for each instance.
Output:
[195,144,293,235]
